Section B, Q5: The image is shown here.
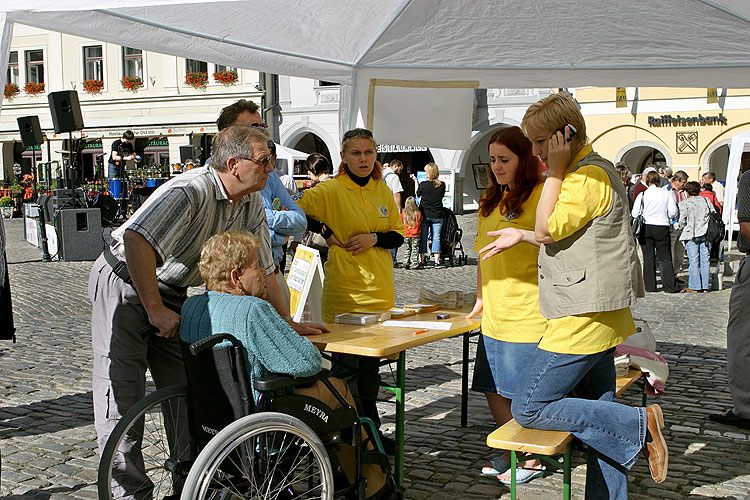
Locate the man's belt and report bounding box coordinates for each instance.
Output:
[103,247,187,294]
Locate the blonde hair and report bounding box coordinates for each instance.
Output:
[198,230,262,291]
[424,163,442,187]
[521,91,586,152]
[403,196,420,228]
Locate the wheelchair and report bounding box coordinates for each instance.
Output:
[97,333,394,500]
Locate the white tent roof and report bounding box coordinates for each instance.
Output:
[3,0,750,146]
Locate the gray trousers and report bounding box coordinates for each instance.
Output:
[403,236,420,267]
[671,228,685,274]
[728,256,750,418]
[88,255,188,499]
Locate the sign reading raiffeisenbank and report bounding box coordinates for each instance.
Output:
[648,113,727,127]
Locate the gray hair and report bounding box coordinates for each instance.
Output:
[673,170,688,182]
[210,126,268,172]
[659,166,673,178]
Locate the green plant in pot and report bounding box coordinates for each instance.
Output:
[0,196,14,218]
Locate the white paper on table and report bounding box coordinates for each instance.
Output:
[381,320,452,331]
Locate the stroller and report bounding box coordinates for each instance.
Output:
[438,208,468,267]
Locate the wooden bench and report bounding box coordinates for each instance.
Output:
[486,368,645,500]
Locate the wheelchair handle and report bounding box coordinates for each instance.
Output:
[189,333,243,356]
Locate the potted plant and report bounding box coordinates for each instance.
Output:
[213,69,238,86]
[4,83,20,100]
[0,196,14,219]
[24,82,45,95]
[83,79,104,95]
[121,75,143,92]
[185,71,208,89]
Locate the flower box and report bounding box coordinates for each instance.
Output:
[24,82,45,95]
[4,83,20,100]
[121,76,143,92]
[213,69,238,86]
[185,72,208,89]
[83,79,104,95]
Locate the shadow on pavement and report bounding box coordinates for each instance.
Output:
[0,392,93,438]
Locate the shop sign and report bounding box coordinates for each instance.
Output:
[147,138,169,146]
[676,131,698,154]
[615,87,627,108]
[707,88,718,104]
[24,145,41,151]
[377,144,428,153]
[648,113,727,127]
[84,140,103,149]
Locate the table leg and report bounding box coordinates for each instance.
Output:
[461,330,470,427]
[395,351,405,487]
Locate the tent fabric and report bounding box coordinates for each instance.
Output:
[4,0,750,147]
[723,131,750,253]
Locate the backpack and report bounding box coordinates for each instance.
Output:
[703,198,725,247]
[440,208,461,247]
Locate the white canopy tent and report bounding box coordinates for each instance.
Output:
[3,0,750,148]
[274,143,308,176]
[723,131,750,252]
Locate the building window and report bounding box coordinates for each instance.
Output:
[215,64,237,73]
[186,59,208,74]
[318,81,340,87]
[83,45,104,82]
[122,47,143,79]
[7,51,19,85]
[25,50,44,84]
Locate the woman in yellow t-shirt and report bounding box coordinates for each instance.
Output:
[483,93,667,498]
[295,128,405,451]
[467,126,546,484]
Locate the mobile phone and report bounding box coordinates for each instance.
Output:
[558,124,577,142]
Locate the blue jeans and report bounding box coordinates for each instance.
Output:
[686,236,710,291]
[511,347,646,500]
[419,217,442,254]
[390,247,397,265]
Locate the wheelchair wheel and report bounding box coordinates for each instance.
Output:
[181,412,334,500]
[98,384,190,500]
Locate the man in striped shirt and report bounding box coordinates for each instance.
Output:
[88,125,327,498]
[668,170,689,277]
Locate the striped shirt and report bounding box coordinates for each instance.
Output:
[738,170,750,254]
[110,166,273,287]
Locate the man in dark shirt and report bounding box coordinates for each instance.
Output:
[107,130,137,179]
[710,168,750,428]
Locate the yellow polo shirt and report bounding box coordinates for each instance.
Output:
[296,174,405,322]
[539,145,636,355]
[474,184,546,343]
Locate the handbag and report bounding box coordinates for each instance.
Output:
[704,198,726,246]
[631,194,646,239]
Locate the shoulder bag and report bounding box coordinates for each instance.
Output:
[704,198,725,246]
[632,194,646,240]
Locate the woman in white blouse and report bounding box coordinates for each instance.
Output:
[632,170,681,293]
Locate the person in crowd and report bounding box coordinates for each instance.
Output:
[304,153,332,187]
[181,230,393,499]
[89,125,326,499]
[382,159,405,266]
[260,140,306,307]
[658,166,673,188]
[701,171,725,208]
[678,181,714,293]
[615,162,633,211]
[631,165,656,201]
[632,170,681,293]
[467,126,545,484]
[294,128,405,452]
[400,196,423,269]
[668,170,689,279]
[107,129,138,179]
[710,166,750,429]
[410,163,446,268]
[628,173,641,201]
[700,182,722,214]
[481,91,666,498]
[0,215,15,342]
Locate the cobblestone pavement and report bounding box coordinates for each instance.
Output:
[1,215,749,499]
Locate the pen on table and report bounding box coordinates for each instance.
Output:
[412,329,427,336]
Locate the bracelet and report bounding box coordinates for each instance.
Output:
[321,225,333,239]
[371,232,378,245]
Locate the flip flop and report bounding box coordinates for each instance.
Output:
[497,466,546,485]
[480,456,511,476]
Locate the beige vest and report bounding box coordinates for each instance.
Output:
[538,151,645,319]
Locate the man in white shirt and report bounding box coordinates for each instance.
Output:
[701,171,725,207]
[382,160,404,266]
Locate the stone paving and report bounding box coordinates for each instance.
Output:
[1,214,749,499]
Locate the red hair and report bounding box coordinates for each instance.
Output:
[479,126,543,218]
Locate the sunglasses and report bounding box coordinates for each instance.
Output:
[239,156,274,167]
[250,122,269,129]
[343,128,374,139]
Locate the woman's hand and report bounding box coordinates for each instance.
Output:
[546,128,573,177]
[326,233,343,248]
[343,233,377,256]
[289,320,330,336]
[465,298,483,320]
[479,227,525,260]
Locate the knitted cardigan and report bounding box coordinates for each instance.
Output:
[180,291,322,399]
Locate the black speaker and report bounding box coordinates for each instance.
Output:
[48,90,84,133]
[17,116,43,147]
[55,208,103,261]
[180,145,199,163]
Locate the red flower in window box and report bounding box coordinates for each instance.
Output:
[185,71,208,89]
[4,83,20,100]
[24,82,45,95]
[213,69,238,86]
[121,75,143,92]
[83,79,104,95]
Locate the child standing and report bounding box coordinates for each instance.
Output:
[401,196,423,269]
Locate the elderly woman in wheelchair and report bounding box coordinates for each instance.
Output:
[98,230,396,500]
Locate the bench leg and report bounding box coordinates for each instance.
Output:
[510,451,518,500]
[395,351,405,487]
[563,444,572,500]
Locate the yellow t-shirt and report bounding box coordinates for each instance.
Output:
[296,174,405,322]
[474,184,546,343]
[538,145,635,355]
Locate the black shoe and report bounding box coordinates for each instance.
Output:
[433,263,445,269]
[709,409,750,429]
[378,434,397,455]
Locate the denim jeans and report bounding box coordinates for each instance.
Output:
[511,347,646,500]
[685,236,710,291]
[390,247,397,265]
[419,217,442,254]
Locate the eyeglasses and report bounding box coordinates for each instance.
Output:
[343,128,374,140]
[238,155,274,167]
[250,122,269,129]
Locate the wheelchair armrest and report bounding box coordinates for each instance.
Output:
[254,368,331,393]
[188,333,242,356]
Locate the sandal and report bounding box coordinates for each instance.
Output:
[497,465,546,485]
[481,456,511,476]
